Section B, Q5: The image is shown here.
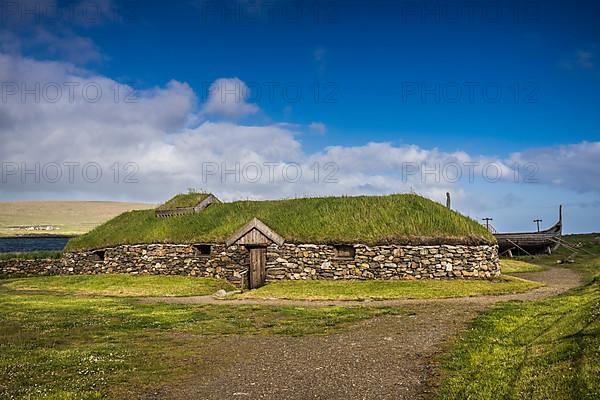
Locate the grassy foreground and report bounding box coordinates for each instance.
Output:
[66,194,494,251]
[437,235,599,400]
[0,275,235,297]
[437,279,600,400]
[500,259,545,274]
[0,284,399,399]
[237,276,542,301]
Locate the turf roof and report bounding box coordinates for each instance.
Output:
[156,193,212,210]
[65,194,495,251]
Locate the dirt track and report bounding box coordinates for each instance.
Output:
[144,267,582,400]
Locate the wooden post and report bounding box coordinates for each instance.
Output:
[446,192,451,209]
[482,217,493,230]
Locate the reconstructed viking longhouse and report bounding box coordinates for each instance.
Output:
[53,193,500,289]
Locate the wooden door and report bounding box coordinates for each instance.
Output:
[248,247,266,289]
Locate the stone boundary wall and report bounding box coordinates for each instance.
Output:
[0,243,500,285]
[0,259,63,277]
[267,244,499,281]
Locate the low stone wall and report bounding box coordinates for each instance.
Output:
[266,244,499,280]
[0,259,64,277]
[60,244,249,286]
[0,242,500,285]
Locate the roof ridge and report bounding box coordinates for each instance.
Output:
[226,217,285,247]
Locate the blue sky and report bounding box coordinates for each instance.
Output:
[0,0,599,233]
[90,0,600,152]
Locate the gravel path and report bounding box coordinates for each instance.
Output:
[144,267,582,400]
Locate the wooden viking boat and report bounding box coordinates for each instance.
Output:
[494,206,563,256]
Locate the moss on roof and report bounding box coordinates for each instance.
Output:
[156,193,212,210]
[65,194,495,251]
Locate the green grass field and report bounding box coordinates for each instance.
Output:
[0,201,155,237]
[500,259,545,273]
[515,233,600,282]
[1,233,596,399]
[0,272,543,399]
[0,275,235,297]
[0,284,399,399]
[66,194,495,251]
[237,276,542,301]
[437,279,600,400]
[437,235,600,400]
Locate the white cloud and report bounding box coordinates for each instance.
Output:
[508,141,600,193]
[561,46,598,72]
[313,47,327,75]
[202,77,260,118]
[309,122,327,135]
[32,28,104,64]
[0,27,104,64]
[577,50,595,69]
[0,0,132,65]
[1,0,127,28]
[0,50,598,224]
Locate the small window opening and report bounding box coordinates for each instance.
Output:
[334,245,355,259]
[193,244,212,256]
[92,250,106,261]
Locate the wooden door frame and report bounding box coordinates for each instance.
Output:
[247,245,267,289]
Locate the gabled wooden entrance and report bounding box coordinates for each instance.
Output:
[226,218,285,289]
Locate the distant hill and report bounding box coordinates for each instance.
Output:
[0,201,155,237]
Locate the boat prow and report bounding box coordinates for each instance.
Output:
[493,206,563,256]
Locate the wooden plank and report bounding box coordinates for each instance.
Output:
[249,247,266,289]
[225,218,285,246]
[237,228,271,246]
[193,194,221,212]
[155,207,196,218]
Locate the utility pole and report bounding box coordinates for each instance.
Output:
[482,217,493,230]
[533,219,542,232]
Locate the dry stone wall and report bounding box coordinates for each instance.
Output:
[266,244,499,281]
[0,259,63,277]
[0,243,500,285]
[60,244,249,286]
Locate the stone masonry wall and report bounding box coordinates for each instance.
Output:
[266,244,500,281]
[0,243,500,286]
[0,244,249,286]
[60,244,250,286]
[0,259,63,277]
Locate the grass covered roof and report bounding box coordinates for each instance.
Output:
[65,194,495,251]
[156,193,212,210]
